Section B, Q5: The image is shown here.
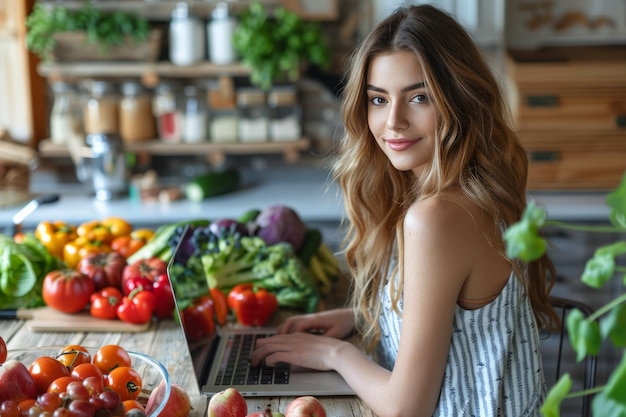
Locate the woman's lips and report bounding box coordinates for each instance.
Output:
[385,138,420,151]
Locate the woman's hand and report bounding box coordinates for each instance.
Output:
[277,308,355,339]
[251,331,353,371]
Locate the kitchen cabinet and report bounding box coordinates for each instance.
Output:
[32,0,339,165]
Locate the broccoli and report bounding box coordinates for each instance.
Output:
[201,230,319,312]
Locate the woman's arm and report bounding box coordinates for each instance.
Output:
[277,308,355,339]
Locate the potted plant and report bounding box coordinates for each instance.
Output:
[504,172,626,416]
[232,1,330,90]
[26,2,159,62]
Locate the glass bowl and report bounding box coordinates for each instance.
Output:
[7,346,171,416]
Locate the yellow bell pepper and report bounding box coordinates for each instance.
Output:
[76,217,133,244]
[63,236,112,269]
[34,221,78,258]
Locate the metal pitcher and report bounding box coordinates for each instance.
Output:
[81,133,127,201]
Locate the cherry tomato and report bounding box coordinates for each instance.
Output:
[42,269,94,313]
[18,399,36,412]
[47,375,80,395]
[123,399,145,413]
[71,362,104,381]
[57,344,91,371]
[29,356,71,395]
[0,336,6,364]
[93,345,132,375]
[105,366,142,401]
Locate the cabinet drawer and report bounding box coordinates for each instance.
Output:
[526,150,626,190]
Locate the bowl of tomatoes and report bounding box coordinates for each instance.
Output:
[3,344,171,417]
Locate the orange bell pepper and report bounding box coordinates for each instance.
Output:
[34,220,78,258]
[111,228,154,258]
[63,236,112,269]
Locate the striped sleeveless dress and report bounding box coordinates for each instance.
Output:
[376,273,546,416]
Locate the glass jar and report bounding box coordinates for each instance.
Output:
[207,1,237,64]
[49,81,81,145]
[181,84,208,143]
[268,85,301,141]
[237,87,268,143]
[153,82,182,143]
[119,81,156,143]
[83,80,119,135]
[169,2,205,66]
[208,79,238,143]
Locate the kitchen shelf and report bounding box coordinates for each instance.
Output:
[38,61,252,83]
[38,138,312,165]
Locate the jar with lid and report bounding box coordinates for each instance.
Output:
[83,80,119,135]
[237,87,268,143]
[268,85,301,141]
[208,78,238,143]
[49,81,81,145]
[207,2,237,64]
[119,81,156,143]
[152,82,182,143]
[169,2,205,66]
[181,84,208,143]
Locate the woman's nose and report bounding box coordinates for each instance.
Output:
[386,104,409,131]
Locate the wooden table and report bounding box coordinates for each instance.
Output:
[1,316,375,417]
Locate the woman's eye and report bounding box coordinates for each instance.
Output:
[411,94,428,103]
[369,96,387,105]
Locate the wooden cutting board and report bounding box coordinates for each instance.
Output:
[2,307,151,333]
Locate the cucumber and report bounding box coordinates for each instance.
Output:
[297,228,323,267]
[237,208,261,224]
[185,168,240,202]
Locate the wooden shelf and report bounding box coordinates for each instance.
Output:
[38,61,252,82]
[38,138,311,165]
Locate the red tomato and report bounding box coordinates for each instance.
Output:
[93,345,132,375]
[105,367,142,401]
[47,375,80,395]
[0,336,6,364]
[29,356,71,395]
[122,257,167,287]
[71,362,104,381]
[42,269,94,314]
[77,251,127,291]
[90,287,124,320]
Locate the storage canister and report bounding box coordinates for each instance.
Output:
[208,2,237,64]
[119,81,156,143]
[181,84,208,143]
[237,87,268,143]
[153,82,182,143]
[83,80,119,135]
[208,78,238,143]
[50,81,81,145]
[169,2,205,66]
[268,85,301,141]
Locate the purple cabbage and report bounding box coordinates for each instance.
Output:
[254,205,306,251]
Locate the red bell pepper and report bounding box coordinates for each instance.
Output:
[122,275,153,296]
[227,284,278,326]
[90,287,124,320]
[182,295,215,341]
[152,274,175,319]
[117,289,155,324]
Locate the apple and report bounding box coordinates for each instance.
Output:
[284,396,326,417]
[0,360,38,403]
[208,387,247,417]
[145,382,191,417]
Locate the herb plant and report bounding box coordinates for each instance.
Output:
[504,173,626,417]
[233,2,330,90]
[26,2,150,61]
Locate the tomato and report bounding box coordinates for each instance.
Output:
[29,356,71,395]
[42,269,95,314]
[57,344,91,371]
[122,399,145,413]
[105,366,142,401]
[77,251,127,291]
[0,336,6,364]
[90,287,124,320]
[47,375,80,395]
[71,362,104,381]
[93,345,132,375]
[122,257,167,287]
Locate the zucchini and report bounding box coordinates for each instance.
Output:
[237,208,261,224]
[185,168,240,202]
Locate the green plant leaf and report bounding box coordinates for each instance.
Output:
[606,172,626,229]
[604,351,626,405]
[503,201,548,261]
[600,303,626,347]
[566,308,601,362]
[582,242,626,288]
[591,390,626,417]
[540,373,572,417]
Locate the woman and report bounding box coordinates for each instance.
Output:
[252,5,558,416]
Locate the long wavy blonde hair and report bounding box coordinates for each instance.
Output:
[332,5,558,352]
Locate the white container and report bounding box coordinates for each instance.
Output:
[181,84,208,143]
[208,2,237,64]
[169,2,205,66]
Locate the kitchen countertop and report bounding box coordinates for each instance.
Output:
[0,165,613,229]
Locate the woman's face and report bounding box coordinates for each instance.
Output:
[366,51,437,176]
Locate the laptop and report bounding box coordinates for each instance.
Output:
[166,225,356,397]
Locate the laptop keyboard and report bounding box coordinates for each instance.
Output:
[215,333,290,386]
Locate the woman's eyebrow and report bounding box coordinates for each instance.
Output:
[366,82,426,93]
